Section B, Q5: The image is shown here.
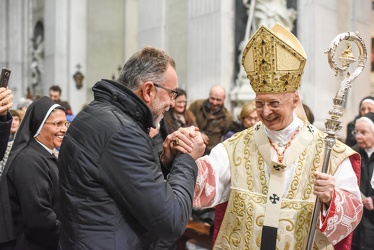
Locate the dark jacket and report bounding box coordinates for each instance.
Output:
[58,80,198,250]
[0,111,12,161]
[1,139,60,250]
[352,145,374,250]
[188,99,232,155]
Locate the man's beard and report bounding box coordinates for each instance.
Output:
[151,95,169,126]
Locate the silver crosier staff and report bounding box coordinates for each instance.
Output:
[305,32,367,250]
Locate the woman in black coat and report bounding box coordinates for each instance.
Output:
[351,112,374,250]
[0,97,67,250]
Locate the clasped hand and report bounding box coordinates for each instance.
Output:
[313,172,335,205]
[161,126,205,167]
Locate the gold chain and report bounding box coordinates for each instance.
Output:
[268,128,299,163]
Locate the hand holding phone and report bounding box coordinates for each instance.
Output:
[0,68,11,88]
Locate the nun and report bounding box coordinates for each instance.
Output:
[352,112,374,249]
[0,96,67,250]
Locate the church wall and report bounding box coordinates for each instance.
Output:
[0,0,372,131]
[166,0,188,92]
[138,0,166,50]
[0,0,32,109]
[67,0,87,113]
[298,0,372,140]
[44,0,69,99]
[85,0,125,105]
[123,0,138,62]
[186,0,235,107]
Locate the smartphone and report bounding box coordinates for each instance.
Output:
[0,68,11,88]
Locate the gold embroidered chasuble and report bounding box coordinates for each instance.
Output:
[215,122,356,249]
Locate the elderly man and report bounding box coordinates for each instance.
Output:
[58,47,205,249]
[189,23,363,249]
[188,85,233,155]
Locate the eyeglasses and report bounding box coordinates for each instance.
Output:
[153,83,179,100]
[175,100,187,105]
[254,96,292,110]
[352,130,373,136]
[45,121,70,128]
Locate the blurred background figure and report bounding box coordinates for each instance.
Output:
[351,112,374,250]
[9,110,21,142]
[346,96,374,147]
[223,100,258,140]
[0,110,23,177]
[0,96,67,249]
[163,89,197,133]
[188,85,233,155]
[49,85,74,121]
[17,97,33,118]
[302,103,315,124]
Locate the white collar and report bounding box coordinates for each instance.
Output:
[364,148,374,158]
[265,113,302,145]
[34,138,54,154]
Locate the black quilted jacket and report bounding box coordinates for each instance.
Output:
[58,80,198,250]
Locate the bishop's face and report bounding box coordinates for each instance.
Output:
[255,92,298,131]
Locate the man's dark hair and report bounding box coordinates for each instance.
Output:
[49,85,62,94]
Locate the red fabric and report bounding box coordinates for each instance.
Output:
[333,153,361,250]
[193,158,216,207]
[212,201,228,245]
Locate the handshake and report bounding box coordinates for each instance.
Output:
[160,126,206,167]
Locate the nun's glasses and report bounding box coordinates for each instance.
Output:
[45,121,70,128]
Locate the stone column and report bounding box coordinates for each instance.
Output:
[138,0,166,49]
[0,0,30,107]
[44,0,87,115]
[44,0,69,98]
[68,0,87,114]
[186,0,236,108]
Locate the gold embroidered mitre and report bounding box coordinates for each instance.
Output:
[242,23,307,94]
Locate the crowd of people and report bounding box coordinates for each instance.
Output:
[0,22,372,250]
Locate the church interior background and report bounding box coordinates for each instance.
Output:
[0,0,373,141]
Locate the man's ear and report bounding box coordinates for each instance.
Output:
[292,92,300,108]
[139,82,154,104]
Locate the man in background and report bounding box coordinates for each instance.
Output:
[49,85,73,119]
[188,85,233,155]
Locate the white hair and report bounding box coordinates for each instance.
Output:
[356,117,374,132]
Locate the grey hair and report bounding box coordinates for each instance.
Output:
[117,46,176,91]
